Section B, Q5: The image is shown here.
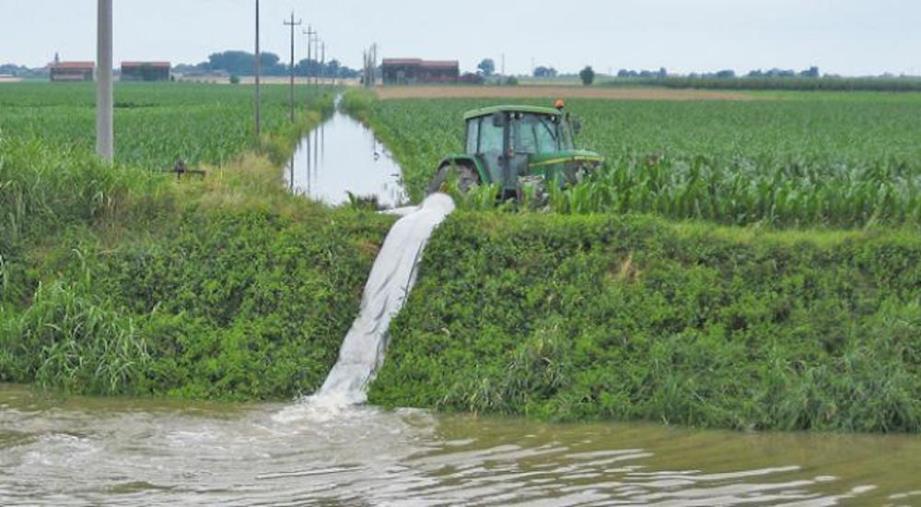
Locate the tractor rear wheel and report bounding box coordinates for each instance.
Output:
[427,163,480,195]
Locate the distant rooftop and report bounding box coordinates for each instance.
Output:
[121,61,171,68]
[52,61,94,69]
[383,58,459,69]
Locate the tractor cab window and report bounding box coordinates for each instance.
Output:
[478,117,504,154]
[466,119,480,153]
[512,113,561,155]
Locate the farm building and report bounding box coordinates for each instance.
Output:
[382,59,459,85]
[50,62,94,82]
[121,61,171,82]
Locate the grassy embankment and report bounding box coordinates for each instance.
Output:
[347,89,921,433]
[4,83,921,433]
[0,83,393,400]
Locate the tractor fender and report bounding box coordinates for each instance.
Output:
[437,155,489,185]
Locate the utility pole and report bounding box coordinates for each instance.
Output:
[304,25,313,85]
[284,12,302,122]
[304,26,318,88]
[254,0,261,136]
[501,53,506,77]
[320,42,326,86]
[312,33,321,86]
[363,43,378,88]
[96,0,113,161]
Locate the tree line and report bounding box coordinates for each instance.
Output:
[176,50,360,78]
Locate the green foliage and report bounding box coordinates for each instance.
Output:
[351,94,921,227]
[0,172,392,399]
[370,213,921,432]
[0,91,392,401]
[580,66,596,86]
[0,277,150,395]
[478,59,496,77]
[0,82,335,170]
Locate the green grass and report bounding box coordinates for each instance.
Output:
[0,85,395,399]
[5,83,921,435]
[370,213,921,432]
[347,90,921,227]
[0,82,335,170]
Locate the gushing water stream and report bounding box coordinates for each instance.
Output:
[313,193,455,405]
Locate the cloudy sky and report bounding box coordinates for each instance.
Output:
[1,0,918,76]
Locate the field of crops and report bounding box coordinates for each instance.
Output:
[352,92,921,227]
[0,82,332,170]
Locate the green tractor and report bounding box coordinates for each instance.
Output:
[427,102,604,198]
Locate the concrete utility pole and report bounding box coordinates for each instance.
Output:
[312,33,321,86]
[304,26,318,88]
[96,0,113,161]
[254,0,261,136]
[284,12,302,122]
[321,42,326,85]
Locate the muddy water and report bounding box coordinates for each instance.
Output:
[2,385,920,506]
[284,110,408,208]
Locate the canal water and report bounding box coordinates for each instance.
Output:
[2,384,920,506]
[284,108,409,208]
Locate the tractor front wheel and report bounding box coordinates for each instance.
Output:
[426,163,480,195]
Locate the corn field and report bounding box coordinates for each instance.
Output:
[358,94,921,227]
[0,82,331,170]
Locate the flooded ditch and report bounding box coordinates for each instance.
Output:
[284,106,408,208]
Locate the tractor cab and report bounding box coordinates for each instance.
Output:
[429,103,604,197]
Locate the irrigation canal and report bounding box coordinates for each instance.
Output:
[1,112,919,505]
[284,104,408,208]
[2,383,921,505]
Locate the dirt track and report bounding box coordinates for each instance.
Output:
[375,85,755,101]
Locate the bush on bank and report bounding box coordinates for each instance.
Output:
[371,212,921,433]
[0,128,393,400]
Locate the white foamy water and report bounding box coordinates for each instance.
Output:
[310,192,455,406]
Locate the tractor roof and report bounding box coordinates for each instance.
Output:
[463,105,562,121]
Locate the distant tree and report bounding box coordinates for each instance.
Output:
[477,58,496,77]
[203,50,286,76]
[229,75,240,85]
[715,69,736,79]
[658,67,668,78]
[533,66,558,78]
[505,76,519,86]
[579,66,596,86]
[801,66,820,78]
[327,59,341,78]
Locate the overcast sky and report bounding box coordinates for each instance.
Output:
[1,0,918,76]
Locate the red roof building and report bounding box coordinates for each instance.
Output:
[50,61,94,82]
[382,58,459,85]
